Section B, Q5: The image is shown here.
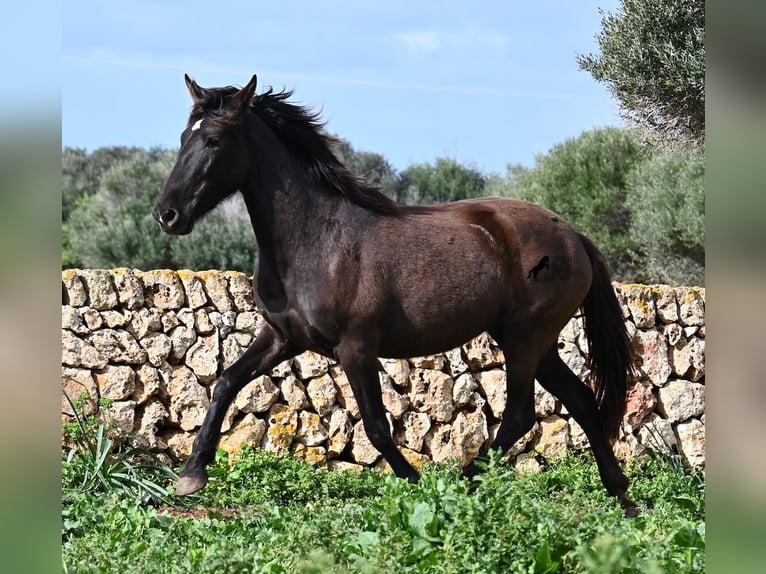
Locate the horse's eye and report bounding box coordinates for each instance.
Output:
[206,136,221,148]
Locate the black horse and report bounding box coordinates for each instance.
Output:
[153,74,638,516]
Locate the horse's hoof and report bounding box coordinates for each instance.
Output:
[624,505,639,518]
[175,474,208,496]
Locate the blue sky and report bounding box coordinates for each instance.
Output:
[63,1,622,174]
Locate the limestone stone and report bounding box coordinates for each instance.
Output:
[225,271,255,312]
[128,308,163,339]
[657,379,705,423]
[99,400,136,436]
[670,336,705,381]
[81,270,119,310]
[235,311,261,333]
[675,418,705,468]
[88,329,148,365]
[327,460,364,473]
[380,358,410,388]
[558,341,589,379]
[62,269,88,306]
[168,325,196,362]
[164,365,210,431]
[677,287,705,327]
[176,271,208,309]
[450,409,489,466]
[534,416,569,459]
[631,329,672,386]
[473,369,506,419]
[623,380,657,429]
[514,452,542,474]
[82,309,103,330]
[160,310,181,332]
[507,423,540,457]
[326,407,353,457]
[409,354,446,370]
[140,332,172,367]
[534,381,556,417]
[186,334,220,383]
[622,284,656,328]
[234,376,280,413]
[380,373,410,418]
[350,420,383,465]
[176,308,196,329]
[130,400,168,450]
[397,411,432,451]
[613,433,642,463]
[453,373,478,408]
[163,430,196,462]
[220,414,267,455]
[200,271,234,313]
[409,368,454,422]
[294,351,330,379]
[262,404,299,455]
[654,286,678,323]
[221,332,251,369]
[329,366,360,418]
[142,270,186,310]
[194,309,216,335]
[463,332,504,369]
[134,364,161,404]
[306,374,337,416]
[567,419,589,449]
[665,323,683,346]
[270,358,294,379]
[292,444,328,467]
[94,365,135,400]
[377,448,430,473]
[62,330,107,369]
[112,268,145,309]
[101,310,129,329]
[62,367,99,417]
[638,412,677,452]
[295,410,329,446]
[423,423,453,463]
[61,306,87,334]
[279,375,310,410]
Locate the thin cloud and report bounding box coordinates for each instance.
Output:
[63,54,606,103]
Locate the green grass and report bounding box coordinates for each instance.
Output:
[62,445,704,573]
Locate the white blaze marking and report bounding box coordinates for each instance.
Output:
[191,119,203,131]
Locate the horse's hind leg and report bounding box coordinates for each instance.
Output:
[535,345,638,517]
[176,325,298,496]
[463,336,539,478]
[337,338,419,483]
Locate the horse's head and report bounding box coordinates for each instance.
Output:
[153,74,258,235]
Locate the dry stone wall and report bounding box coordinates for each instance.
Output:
[61,269,706,472]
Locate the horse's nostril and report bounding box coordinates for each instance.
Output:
[162,209,179,225]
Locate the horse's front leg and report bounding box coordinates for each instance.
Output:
[176,325,298,496]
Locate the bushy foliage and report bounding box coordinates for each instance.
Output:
[397,157,486,205]
[510,127,646,278]
[65,150,257,272]
[626,146,704,285]
[62,448,705,573]
[578,0,705,147]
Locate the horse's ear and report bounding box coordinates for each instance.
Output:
[231,74,258,113]
[185,74,205,105]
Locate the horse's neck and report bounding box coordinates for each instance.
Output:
[242,163,350,269]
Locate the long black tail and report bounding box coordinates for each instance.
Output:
[578,233,636,443]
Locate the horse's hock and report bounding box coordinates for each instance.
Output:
[61,269,706,470]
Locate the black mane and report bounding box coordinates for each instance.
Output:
[251,88,400,215]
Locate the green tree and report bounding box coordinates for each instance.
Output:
[625,146,704,285]
[578,0,705,147]
[397,157,486,205]
[512,127,646,278]
[332,138,400,200]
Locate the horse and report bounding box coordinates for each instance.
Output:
[153,74,639,517]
